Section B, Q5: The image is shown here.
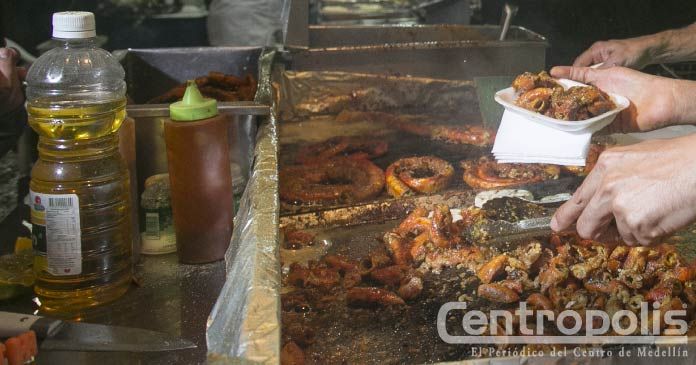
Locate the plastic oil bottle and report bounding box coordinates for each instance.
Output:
[26,12,132,314]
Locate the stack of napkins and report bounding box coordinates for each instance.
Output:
[492,110,591,166]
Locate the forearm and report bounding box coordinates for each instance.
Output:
[648,23,696,64]
[670,78,696,126]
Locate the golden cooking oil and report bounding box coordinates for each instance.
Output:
[27,99,127,140]
[27,12,133,315]
[28,99,132,314]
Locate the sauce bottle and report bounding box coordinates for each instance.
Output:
[26,12,132,314]
[164,81,234,263]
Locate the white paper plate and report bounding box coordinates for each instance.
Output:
[494,78,630,132]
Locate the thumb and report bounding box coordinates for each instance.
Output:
[603,54,632,69]
[0,48,19,87]
[549,66,599,85]
[0,47,18,61]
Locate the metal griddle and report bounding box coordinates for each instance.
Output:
[278,114,587,218]
[279,127,488,215]
[208,28,696,363]
[277,110,586,364]
[274,67,599,364]
[280,220,493,364]
[280,202,696,365]
[274,68,587,218]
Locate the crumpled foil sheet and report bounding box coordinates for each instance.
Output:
[276,70,478,121]
[207,49,281,365]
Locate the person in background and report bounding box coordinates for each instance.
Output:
[550,23,696,247]
[206,0,284,47]
[573,22,696,70]
[0,43,29,252]
[0,46,26,158]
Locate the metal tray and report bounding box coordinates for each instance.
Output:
[117,46,264,104]
[306,24,544,48]
[285,25,547,80]
[115,47,270,211]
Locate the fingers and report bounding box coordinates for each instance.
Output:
[573,41,611,68]
[575,184,614,240]
[0,47,24,115]
[551,165,605,232]
[549,66,571,79]
[573,48,599,68]
[614,215,639,246]
[593,222,622,247]
[0,47,19,88]
[0,47,18,60]
[601,55,623,69]
[549,66,599,85]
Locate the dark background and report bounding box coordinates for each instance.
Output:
[2,0,695,67]
[479,0,696,67]
[0,0,211,52]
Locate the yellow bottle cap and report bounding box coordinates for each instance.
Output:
[169,81,218,121]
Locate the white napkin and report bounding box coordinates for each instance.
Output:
[492,110,592,166]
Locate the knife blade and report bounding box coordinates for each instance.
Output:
[0,311,196,352]
[476,216,623,252]
[476,216,556,250]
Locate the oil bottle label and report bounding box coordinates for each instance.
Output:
[30,192,82,276]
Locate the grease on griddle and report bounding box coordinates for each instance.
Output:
[482,196,547,222]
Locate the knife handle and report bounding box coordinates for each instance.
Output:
[0,311,63,339]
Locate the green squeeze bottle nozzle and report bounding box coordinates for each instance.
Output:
[169,81,219,122]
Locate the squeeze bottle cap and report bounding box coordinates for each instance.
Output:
[169,81,218,121]
[53,12,96,39]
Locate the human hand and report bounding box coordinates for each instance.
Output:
[573,37,657,69]
[0,47,25,117]
[551,134,696,246]
[549,66,692,133]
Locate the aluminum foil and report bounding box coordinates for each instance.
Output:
[207,49,282,365]
[276,70,478,121]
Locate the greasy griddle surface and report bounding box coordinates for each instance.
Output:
[282,222,498,364]
[285,270,478,364]
[278,117,491,216]
[277,112,588,218]
[282,218,696,364]
[668,229,696,262]
[280,129,487,169]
